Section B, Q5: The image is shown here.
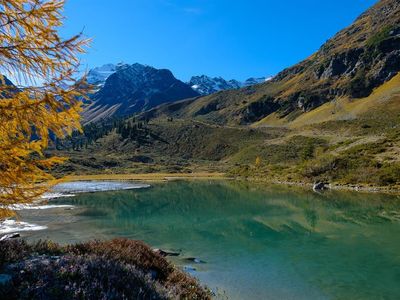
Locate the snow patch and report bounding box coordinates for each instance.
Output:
[0,220,47,234]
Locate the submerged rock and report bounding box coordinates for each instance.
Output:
[184,257,206,264]
[152,248,180,257]
[183,265,197,273]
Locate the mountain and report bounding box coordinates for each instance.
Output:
[87,64,271,98]
[143,0,400,125]
[83,63,199,123]
[58,0,400,189]
[243,77,272,86]
[188,75,272,96]
[188,75,242,95]
[0,75,15,87]
[86,63,118,87]
[0,75,20,98]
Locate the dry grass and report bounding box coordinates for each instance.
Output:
[255,73,400,128]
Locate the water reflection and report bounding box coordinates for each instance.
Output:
[20,181,400,300]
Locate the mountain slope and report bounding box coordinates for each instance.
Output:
[143,0,400,126]
[56,0,400,189]
[83,63,199,123]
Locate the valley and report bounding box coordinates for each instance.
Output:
[55,75,400,191]
[50,0,400,192]
[3,1,400,299]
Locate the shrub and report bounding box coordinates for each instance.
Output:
[377,164,400,186]
[0,239,211,300]
[366,25,394,48]
[4,255,167,300]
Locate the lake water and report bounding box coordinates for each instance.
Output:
[16,181,400,299]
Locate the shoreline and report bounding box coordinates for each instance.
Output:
[63,172,227,182]
[62,172,400,195]
[241,177,400,195]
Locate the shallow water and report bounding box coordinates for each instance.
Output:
[17,181,400,299]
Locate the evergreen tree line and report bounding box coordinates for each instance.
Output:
[54,116,150,151]
[116,117,149,140]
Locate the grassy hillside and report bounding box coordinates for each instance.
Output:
[53,119,286,175]
[54,0,400,190]
[54,74,400,188]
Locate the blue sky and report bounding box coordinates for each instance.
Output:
[61,0,377,81]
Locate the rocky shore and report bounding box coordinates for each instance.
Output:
[239,176,400,195]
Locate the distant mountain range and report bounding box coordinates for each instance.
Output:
[87,63,272,95]
[188,75,272,96]
[84,63,272,122]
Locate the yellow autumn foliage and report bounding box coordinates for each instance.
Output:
[255,156,262,169]
[0,0,90,218]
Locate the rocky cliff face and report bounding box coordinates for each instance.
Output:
[271,0,400,115]
[83,64,199,123]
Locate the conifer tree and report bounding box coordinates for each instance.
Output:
[0,0,90,218]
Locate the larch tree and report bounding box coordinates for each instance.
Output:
[0,0,90,219]
[255,156,262,169]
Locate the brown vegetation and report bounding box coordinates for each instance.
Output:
[0,239,211,299]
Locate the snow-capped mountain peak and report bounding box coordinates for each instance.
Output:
[83,63,199,123]
[87,64,117,85]
[188,75,242,95]
[87,62,131,87]
[188,75,273,96]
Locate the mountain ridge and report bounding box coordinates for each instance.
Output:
[188,75,270,96]
[83,63,271,122]
[83,63,199,123]
[141,0,400,126]
[87,63,271,96]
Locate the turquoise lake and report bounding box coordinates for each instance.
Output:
[20,181,400,299]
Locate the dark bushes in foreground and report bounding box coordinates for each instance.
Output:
[0,239,210,300]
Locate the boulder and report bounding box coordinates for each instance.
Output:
[313,181,327,191]
[152,248,180,257]
[184,257,206,264]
